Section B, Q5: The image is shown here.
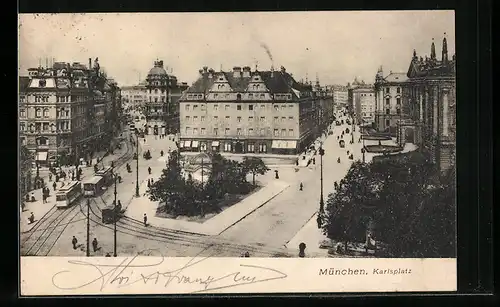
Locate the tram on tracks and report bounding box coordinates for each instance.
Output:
[55,181,83,208]
[102,202,122,224]
[83,176,105,197]
[95,166,114,186]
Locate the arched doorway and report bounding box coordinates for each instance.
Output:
[234,142,243,153]
[405,127,415,144]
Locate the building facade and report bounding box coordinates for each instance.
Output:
[144,60,189,136]
[178,66,325,156]
[121,82,147,112]
[19,58,121,167]
[348,79,376,125]
[401,36,456,174]
[374,69,408,133]
[331,84,349,112]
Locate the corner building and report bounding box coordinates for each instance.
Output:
[374,69,408,133]
[178,66,320,155]
[401,36,456,174]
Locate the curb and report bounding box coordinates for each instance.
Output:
[284,210,320,248]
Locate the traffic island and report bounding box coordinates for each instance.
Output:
[363,145,404,154]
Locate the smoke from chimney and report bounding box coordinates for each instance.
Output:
[260,43,274,65]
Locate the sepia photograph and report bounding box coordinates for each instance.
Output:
[19,11,457,295]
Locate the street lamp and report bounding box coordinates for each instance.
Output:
[361,147,366,163]
[112,171,118,257]
[135,131,140,197]
[318,146,325,229]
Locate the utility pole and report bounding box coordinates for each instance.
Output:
[318,146,325,229]
[113,173,117,257]
[86,199,90,257]
[201,158,204,186]
[135,131,140,197]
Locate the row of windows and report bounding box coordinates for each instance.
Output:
[385,98,402,105]
[385,109,401,115]
[385,87,402,94]
[184,103,295,111]
[184,115,295,123]
[184,127,295,137]
[20,121,71,131]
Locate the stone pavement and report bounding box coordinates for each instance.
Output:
[285,212,330,257]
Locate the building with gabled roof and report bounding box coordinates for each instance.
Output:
[178,65,330,156]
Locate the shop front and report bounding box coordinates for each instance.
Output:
[271,140,298,155]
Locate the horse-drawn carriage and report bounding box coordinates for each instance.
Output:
[339,139,345,148]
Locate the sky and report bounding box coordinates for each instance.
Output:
[18,11,455,87]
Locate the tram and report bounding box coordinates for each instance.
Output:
[83,176,105,197]
[95,166,114,186]
[55,181,83,208]
[102,202,122,224]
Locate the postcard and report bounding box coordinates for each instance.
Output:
[19,11,457,295]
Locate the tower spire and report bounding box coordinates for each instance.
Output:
[442,32,449,64]
[430,38,436,60]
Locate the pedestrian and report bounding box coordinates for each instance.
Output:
[42,193,47,204]
[49,173,52,182]
[160,150,164,157]
[53,181,57,191]
[143,213,148,227]
[28,212,35,224]
[92,238,98,252]
[150,178,154,184]
[105,252,111,257]
[347,150,350,155]
[244,251,250,257]
[312,157,316,165]
[72,236,78,250]
[299,182,303,191]
[147,179,151,188]
[55,174,59,182]
[148,167,152,175]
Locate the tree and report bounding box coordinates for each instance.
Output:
[241,157,270,186]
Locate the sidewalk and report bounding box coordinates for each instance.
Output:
[285,212,330,257]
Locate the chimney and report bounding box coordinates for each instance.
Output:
[280,66,286,73]
[242,66,251,78]
[208,68,214,79]
[89,58,92,70]
[199,69,203,76]
[271,65,274,78]
[203,66,208,73]
[233,66,242,78]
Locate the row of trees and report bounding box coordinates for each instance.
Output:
[20,145,33,198]
[323,152,456,258]
[148,151,269,217]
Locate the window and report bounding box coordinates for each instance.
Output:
[274,105,279,111]
[237,128,242,135]
[185,116,190,122]
[213,116,218,120]
[225,105,230,110]
[237,116,241,122]
[248,93,253,99]
[225,128,230,135]
[35,123,41,131]
[260,116,265,122]
[259,143,267,153]
[260,128,265,136]
[397,87,401,94]
[260,94,265,98]
[281,105,286,110]
[185,104,190,111]
[35,108,41,118]
[261,105,265,109]
[386,109,390,115]
[274,129,279,136]
[249,105,254,111]
[248,128,254,135]
[289,129,294,137]
[281,129,286,136]
[224,142,232,152]
[20,122,25,131]
[192,116,198,122]
[20,109,26,117]
[201,116,205,122]
[385,88,390,93]
[289,104,293,109]
[37,137,47,145]
[281,116,286,122]
[185,127,191,135]
[43,123,49,131]
[274,116,279,122]
[396,98,401,105]
[193,105,198,111]
[396,108,401,115]
[213,128,219,135]
[154,97,158,103]
[248,116,254,121]
[237,105,242,110]
[289,116,293,121]
[247,143,255,153]
[201,104,206,111]
[386,119,390,126]
[225,116,230,120]
[213,104,218,110]
[385,98,390,105]
[201,128,206,135]
[43,108,49,118]
[193,128,199,135]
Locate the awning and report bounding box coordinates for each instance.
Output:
[179,141,184,148]
[36,151,48,161]
[272,140,287,149]
[184,140,192,148]
[211,141,220,147]
[287,141,297,149]
[192,141,199,148]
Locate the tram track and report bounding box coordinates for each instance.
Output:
[21,134,137,257]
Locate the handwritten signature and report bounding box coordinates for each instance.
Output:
[52,248,287,293]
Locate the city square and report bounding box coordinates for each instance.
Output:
[19,12,456,260]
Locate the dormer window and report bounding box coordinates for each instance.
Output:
[219,77,224,81]
[236,94,241,101]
